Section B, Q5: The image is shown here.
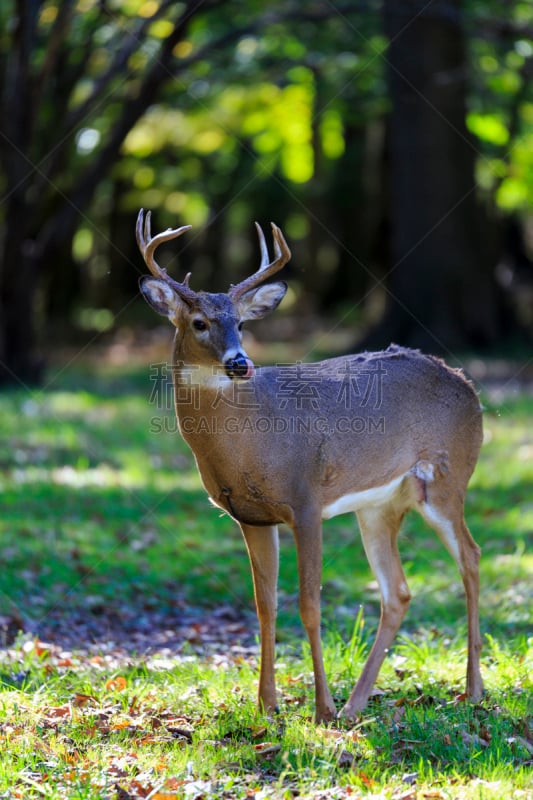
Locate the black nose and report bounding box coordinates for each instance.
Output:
[225,354,253,379]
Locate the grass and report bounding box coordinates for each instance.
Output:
[0,353,532,799]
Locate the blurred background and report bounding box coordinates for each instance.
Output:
[1,0,533,386]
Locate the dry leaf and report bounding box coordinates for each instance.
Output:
[507,736,533,755]
[111,720,134,731]
[338,749,354,768]
[452,692,468,704]
[34,640,52,658]
[151,793,180,800]
[317,726,344,740]
[253,742,281,758]
[106,676,127,692]
[460,731,489,748]
[45,705,71,719]
[72,692,98,707]
[358,772,377,788]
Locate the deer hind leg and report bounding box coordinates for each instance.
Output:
[292,515,336,723]
[241,524,279,714]
[419,493,484,701]
[340,504,410,721]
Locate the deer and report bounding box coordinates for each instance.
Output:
[136,208,484,723]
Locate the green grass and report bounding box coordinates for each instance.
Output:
[0,357,532,799]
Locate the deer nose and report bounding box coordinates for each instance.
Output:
[224,353,255,380]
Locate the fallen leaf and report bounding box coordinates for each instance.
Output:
[73,692,98,707]
[358,772,376,788]
[129,779,153,797]
[253,742,281,759]
[168,727,193,742]
[338,749,354,768]
[106,675,127,692]
[460,731,489,748]
[284,673,305,685]
[34,640,52,658]
[151,794,179,800]
[507,736,533,755]
[452,692,468,704]
[317,727,344,740]
[45,705,71,719]
[111,720,134,731]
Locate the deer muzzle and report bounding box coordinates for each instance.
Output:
[224,353,255,380]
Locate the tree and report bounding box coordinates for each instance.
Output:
[0,0,275,386]
[365,0,498,351]
[0,0,381,385]
[1,0,532,386]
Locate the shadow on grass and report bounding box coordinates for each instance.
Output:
[0,475,531,667]
[0,376,531,669]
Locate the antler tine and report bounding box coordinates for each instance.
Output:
[229,221,291,301]
[255,221,270,268]
[136,209,196,304]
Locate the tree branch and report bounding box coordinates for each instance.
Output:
[62,0,178,137]
[40,0,373,245]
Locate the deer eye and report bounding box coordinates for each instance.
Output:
[192,319,207,331]
[238,322,243,332]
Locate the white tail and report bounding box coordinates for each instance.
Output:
[137,210,484,722]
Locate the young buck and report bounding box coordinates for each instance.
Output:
[136,209,484,722]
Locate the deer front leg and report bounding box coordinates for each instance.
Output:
[241,524,279,714]
[293,515,336,723]
[341,505,410,721]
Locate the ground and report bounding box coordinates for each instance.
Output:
[0,342,531,798]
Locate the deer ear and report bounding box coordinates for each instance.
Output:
[139,276,185,319]
[237,281,287,321]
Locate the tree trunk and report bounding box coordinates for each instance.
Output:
[0,1,42,386]
[365,0,502,353]
[0,205,43,386]
[323,120,386,308]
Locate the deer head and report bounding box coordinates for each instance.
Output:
[137,209,290,379]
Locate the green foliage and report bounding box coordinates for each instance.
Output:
[466,2,533,210]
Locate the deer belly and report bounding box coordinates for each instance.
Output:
[321,473,406,519]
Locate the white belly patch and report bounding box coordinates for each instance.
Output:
[321,473,406,520]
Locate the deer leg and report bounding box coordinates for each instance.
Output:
[293,517,336,723]
[241,523,279,714]
[341,505,409,720]
[419,500,484,700]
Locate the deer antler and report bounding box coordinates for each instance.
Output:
[136,209,197,305]
[229,222,291,301]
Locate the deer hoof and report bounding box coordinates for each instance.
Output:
[315,705,337,725]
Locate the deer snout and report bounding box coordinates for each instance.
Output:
[224,353,255,380]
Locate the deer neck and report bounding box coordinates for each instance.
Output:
[171,335,259,414]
